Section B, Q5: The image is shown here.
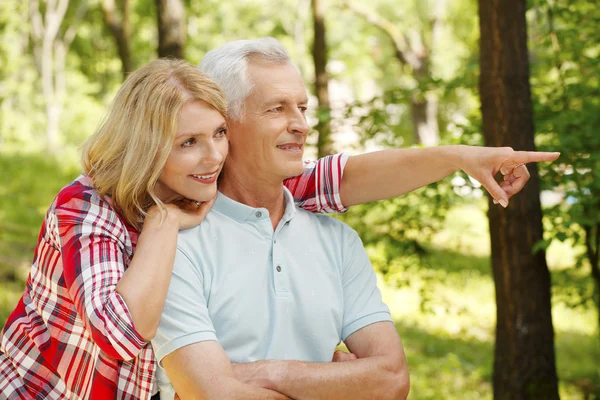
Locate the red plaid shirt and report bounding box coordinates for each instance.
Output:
[0,154,348,400]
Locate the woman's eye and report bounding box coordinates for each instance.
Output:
[215,129,227,138]
[182,138,196,147]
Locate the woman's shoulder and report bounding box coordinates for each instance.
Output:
[50,174,123,225]
[53,174,101,207]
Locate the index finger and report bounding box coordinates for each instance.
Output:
[514,151,560,164]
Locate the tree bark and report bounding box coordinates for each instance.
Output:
[100,0,132,80]
[584,223,600,342]
[156,0,185,59]
[311,0,334,157]
[410,91,439,147]
[479,0,559,399]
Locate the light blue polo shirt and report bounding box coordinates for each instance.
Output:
[152,187,392,399]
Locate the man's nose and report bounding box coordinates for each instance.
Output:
[288,110,310,136]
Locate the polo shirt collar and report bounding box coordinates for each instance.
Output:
[213,186,297,224]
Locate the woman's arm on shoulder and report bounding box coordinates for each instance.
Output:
[55,188,212,361]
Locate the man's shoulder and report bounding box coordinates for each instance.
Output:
[176,208,231,251]
[294,209,359,241]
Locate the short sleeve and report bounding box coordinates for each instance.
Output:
[152,248,217,365]
[340,229,392,340]
[284,153,349,213]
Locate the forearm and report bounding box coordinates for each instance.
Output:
[116,213,179,340]
[177,377,291,400]
[340,145,465,206]
[259,357,407,400]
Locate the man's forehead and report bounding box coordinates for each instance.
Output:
[247,62,306,99]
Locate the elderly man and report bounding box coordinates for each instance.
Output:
[152,38,559,400]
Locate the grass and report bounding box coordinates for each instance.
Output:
[0,153,598,399]
[372,204,600,399]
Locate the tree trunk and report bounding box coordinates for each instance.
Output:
[479,0,559,399]
[583,223,600,342]
[410,92,439,147]
[42,33,59,153]
[30,0,69,153]
[311,0,334,158]
[156,0,185,59]
[100,0,132,80]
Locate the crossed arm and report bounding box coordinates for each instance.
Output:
[162,321,409,400]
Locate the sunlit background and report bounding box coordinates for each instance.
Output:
[0,0,598,398]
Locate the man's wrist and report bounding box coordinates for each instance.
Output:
[443,144,467,172]
[263,360,290,392]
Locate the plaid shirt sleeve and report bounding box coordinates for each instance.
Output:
[284,152,350,213]
[54,186,147,361]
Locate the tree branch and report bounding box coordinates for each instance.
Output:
[63,0,89,49]
[44,0,70,44]
[342,0,422,70]
[29,0,44,73]
[101,0,132,78]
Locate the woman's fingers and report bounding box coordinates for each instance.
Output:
[171,196,217,230]
[195,197,216,219]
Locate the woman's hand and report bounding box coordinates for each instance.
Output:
[146,196,216,231]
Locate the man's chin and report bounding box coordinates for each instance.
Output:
[279,162,305,180]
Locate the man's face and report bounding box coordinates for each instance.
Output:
[226,60,310,182]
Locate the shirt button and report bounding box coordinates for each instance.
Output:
[276,265,282,272]
[255,211,262,218]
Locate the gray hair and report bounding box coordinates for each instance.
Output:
[198,37,293,121]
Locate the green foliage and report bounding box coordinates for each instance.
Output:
[0,0,598,395]
[530,0,600,322]
[337,182,456,276]
[0,152,79,272]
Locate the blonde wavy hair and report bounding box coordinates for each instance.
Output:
[81,59,227,230]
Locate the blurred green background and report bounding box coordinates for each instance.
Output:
[0,0,598,399]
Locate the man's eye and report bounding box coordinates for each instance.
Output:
[299,106,308,113]
[269,106,283,112]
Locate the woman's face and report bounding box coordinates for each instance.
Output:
[155,100,229,203]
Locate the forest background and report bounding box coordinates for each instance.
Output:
[0,0,598,399]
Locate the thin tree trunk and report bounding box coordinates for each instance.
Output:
[156,0,185,59]
[311,0,333,157]
[30,0,87,153]
[584,223,600,342]
[31,0,69,153]
[479,0,559,398]
[100,0,132,80]
[410,92,439,147]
